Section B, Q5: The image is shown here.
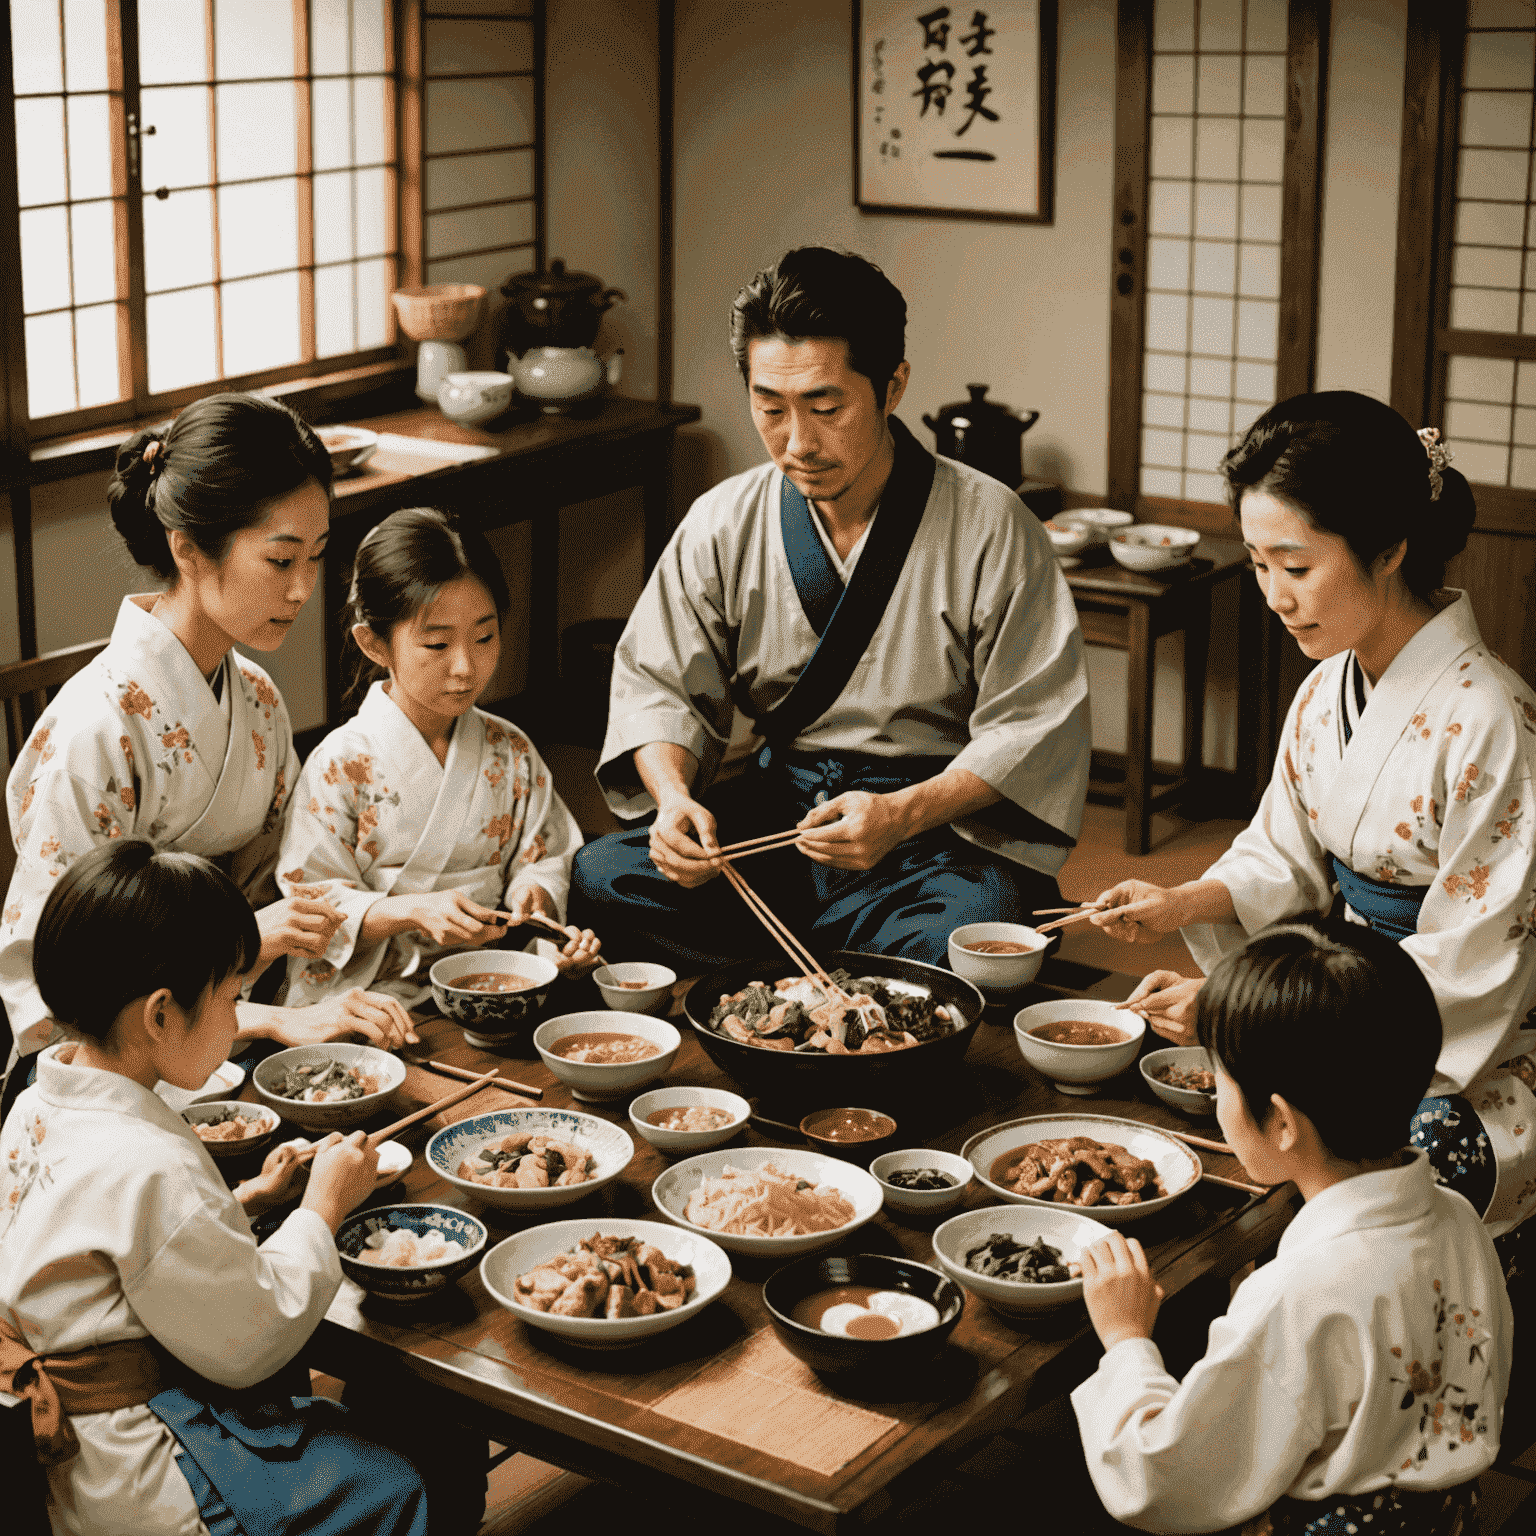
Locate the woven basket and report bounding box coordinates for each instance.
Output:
[390,283,486,342]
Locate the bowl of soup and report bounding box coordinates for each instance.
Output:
[629,1086,751,1153]
[762,1252,965,1390]
[799,1106,899,1167]
[1013,999,1146,1095]
[593,962,677,1015]
[947,922,1050,992]
[532,1011,681,1101]
[430,950,561,1047]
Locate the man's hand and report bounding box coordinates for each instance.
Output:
[1122,970,1205,1044]
[794,791,910,871]
[647,797,722,888]
[1081,1232,1164,1352]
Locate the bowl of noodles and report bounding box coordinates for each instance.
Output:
[652,1146,884,1258]
[682,952,984,1110]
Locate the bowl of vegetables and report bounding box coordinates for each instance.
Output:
[252,1043,405,1133]
[931,1206,1112,1317]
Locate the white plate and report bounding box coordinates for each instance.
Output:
[962,1113,1200,1226]
[154,1058,246,1112]
[480,1217,732,1347]
[652,1145,883,1257]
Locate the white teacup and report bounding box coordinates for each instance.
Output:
[437,370,515,426]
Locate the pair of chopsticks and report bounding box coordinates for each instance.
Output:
[1165,1126,1269,1196]
[718,860,850,1005]
[709,826,806,865]
[1033,897,1165,936]
[292,1067,501,1163]
[424,1059,541,1099]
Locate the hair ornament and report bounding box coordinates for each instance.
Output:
[1417,426,1452,502]
[141,438,166,479]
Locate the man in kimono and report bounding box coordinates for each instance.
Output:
[570,247,1090,971]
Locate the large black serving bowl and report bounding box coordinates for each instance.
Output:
[763,1252,965,1390]
[683,952,985,1112]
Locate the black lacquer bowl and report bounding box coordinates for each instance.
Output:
[763,1252,965,1389]
[683,951,985,1111]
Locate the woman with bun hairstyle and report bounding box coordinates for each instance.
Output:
[0,393,416,1099]
[1088,391,1536,1243]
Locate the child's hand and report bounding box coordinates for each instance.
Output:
[1081,1232,1164,1352]
[503,885,602,975]
[406,890,502,949]
[303,1131,380,1232]
[234,1142,306,1217]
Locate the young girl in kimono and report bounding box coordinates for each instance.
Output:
[1072,918,1511,1536]
[1086,393,1536,1253]
[0,393,416,1128]
[278,507,598,1006]
[0,838,436,1536]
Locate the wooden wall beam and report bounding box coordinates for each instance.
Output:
[1276,0,1328,400]
[657,0,675,406]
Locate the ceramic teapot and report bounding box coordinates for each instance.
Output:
[497,259,626,364]
[922,385,1040,489]
[509,347,624,413]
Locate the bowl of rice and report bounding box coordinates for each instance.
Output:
[252,1043,405,1133]
[335,1203,488,1302]
[651,1145,883,1257]
[628,1086,751,1154]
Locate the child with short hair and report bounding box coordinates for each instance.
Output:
[1072,917,1511,1536]
[0,839,434,1536]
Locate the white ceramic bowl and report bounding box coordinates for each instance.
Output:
[1041,518,1092,557]
[948,922,1049,993]
[869,1148,974,1217]
[1141,1046,1220,1117]
[963,1113,1201,1226]
[931,1204,1113,1316]
[437,370,515,426]
[628,1086,751,1154]
[533,1011,680,1102]
[1013,998,1146,1094]
[481,1217,732,1347]
[1110,524,1202,573]
[182,1100,281,1161]
[430,949,560,1048]
[336,1204,488,1303]
[593,962,678,1015]
[426,1106,633,1210]
[154,1059,247,1113]
[252,1043,406,1133]
[1057,507,1134,546]
[652,1146,884,1258]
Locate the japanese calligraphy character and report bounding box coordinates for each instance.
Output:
[960,10,996,57]
[916,7,951,49]
[955,65,999,135]
[913,57,956,116]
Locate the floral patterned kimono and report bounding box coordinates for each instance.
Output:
[1072,1151,1510,1536]
[1184,592,1536,1237]
[277,681,582,1007]
[0,597,292,1058]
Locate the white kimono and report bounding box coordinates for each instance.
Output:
[1072,1151,1512,1534]
[0,597,294,1056]
[597,447,1091,877]
[1184,592,1536,1228]
[0,1044,342,1536]
[277,683,583,1006]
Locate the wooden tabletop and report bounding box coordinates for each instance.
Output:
[1062,536,1250,600]
[263,963,1299,1533]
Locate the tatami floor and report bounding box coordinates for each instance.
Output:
[377,761,1535,1533]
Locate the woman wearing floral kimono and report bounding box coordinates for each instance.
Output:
[0,394,415,1119]
[1088,394,1536,1287]
[278,508,597,1007]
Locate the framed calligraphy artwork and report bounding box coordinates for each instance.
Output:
[854,0,1056,223]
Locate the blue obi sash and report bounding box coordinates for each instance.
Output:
[1329,855,1428,942]
[1265,1481,1477,1536]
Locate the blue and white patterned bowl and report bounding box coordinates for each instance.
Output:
[335,1203,488,1302]
[425,1107,634,1210]
[430,949,561,1046]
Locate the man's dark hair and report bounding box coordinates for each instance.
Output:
[1194,916,1441,1162]
[729,247,907,404]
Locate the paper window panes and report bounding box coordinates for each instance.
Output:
[426,148,535,212]
[1244,55,1286,117]
[426,78,535,154]
[1190,295,1235,356]
[222,271,302,376]
[1186,471,1227,503]
[1240,184,1283,242]
[1192,240,1236,296]
[1147,237,1191,290]
[213,0,294,81]
[1152,54,1195,115]
[140,89,212,190]
[1149,180,1194,237]
[1197,56,1241,117]
[1236,299,1280,361]
[12,0,65,93]
[62,0,108,92]
[1513,449,1536,489]
[1445,399,1514,443]
[1189,357,1231,396]
[1146,293,1190,353]
[1453,245,1523,289]
[1462,91,1532,148]
[1245,0,1288,51]
[15,100,67,209]
[353,77,391,167]
[356,257,394,349]
[1239,243,1281,299]
[143,189,215,294]
[20,208,71,314]
[1195,182,1239,239]
[1141,467,1184,498]
[1465,0,1534,25]
[1186,432,1231,475]
[312,0,352,75]
[312,80,353,173]
[1152,117,1195,179]
[146,287,218,393]
[1143,392,1185,429]
[1153,0,1195,52]
[74,303,121,407]
[70,201,118,306]
[220,181,299,280]
[1458,148,1530,202]
[1464,30,1535,91]
[425,18,535,76]
[1195,118,1240,181]
[1446,355,1517,402]
[137,0,209,87]
[353,0,389,74]
[66,96,113,202]
[1457,200,1525,247]
[313,172,354,265]
[1145,353,1188,394]
[25,313,76,416]
[314,263,356,357]
[1515,407,1536,446]
[1450,286,1520,331]
[216,84,297,182]
[1143,428,1185,469]
[1198,0,1243,51]
[1234,361,1276,401]
[1242,119,1285,183]
[355,168,394,259]
[1454,440,1511,484]
[1187,396,1232,434]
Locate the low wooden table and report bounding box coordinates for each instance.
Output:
[259,959,1297,1533]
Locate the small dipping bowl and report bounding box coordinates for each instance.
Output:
[947,921,1049,994]
[1140,1046,1220,1117]
[1042,518,1092,558]
[335,1203,487,1303]
[182,1100,281,1162]
[1013,999,1146,1095]
[763,1252,965,1391]
[533,1011,680,1102]
[1057,507,1135,546]
[799,1106,899,1167]
[869,1148,974,1218]
[593,962,678,1015]
[629,1085,751,1154]
[430,949,560,1049]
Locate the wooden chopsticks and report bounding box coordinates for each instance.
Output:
[718,861,849,1004]
[1166,1128,1232,1155]
[714,826,803,858]
[1202,1171,1268,1196]
[1033,902,1106,916]
[1034,898,1162,935]
[292,1067,501,1163]
[425,1058,541,1099]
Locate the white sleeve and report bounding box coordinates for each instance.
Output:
[504,738,584,921]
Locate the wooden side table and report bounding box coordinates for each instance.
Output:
[1064,537,1256,855]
